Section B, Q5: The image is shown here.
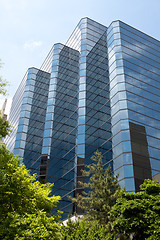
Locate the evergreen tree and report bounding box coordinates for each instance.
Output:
[72,150,121,225]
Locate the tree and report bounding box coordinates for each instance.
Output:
[109,179,160,240]
[72,150,121,225]
[0,144,62,239]
[0,115,11,138]
[62,218,108,240]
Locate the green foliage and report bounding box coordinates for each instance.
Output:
[0,78,7,95]
[0,59,7,95]
[0,144,62,239]
[62,218,108,240]
[109,179,160,240]
[72,150,121,225]
[0,115,11,138]
[0,145,61,214]
[2,211,62,240]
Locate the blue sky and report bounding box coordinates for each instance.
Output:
[0,0,160,115]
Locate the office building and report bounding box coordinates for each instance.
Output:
[5,18,160,219]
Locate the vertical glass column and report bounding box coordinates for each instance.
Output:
[41,43,79,219]
[76,18,107,162]
[85,30,112,167]
[41,44,63,157]
[14,68,50,176]
[14,68,37,160]
[75,18,109,201]
[76,18,87,161]
[107,21,135,192]
[41,44,64,184]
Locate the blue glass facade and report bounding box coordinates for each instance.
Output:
[41,44,80,216]
[5,18,160,219]
[108,20,160,192]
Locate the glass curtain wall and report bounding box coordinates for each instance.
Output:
[85,31,112,168]
[14,68,50,176]
[119,21,160,189]
[41,44,79,219]
[107,21,135,192]
[108,20,160,192]
[4,72,27,151]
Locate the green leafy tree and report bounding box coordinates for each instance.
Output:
[62,218,108,240]
[72,150,121,225]
[0,145,62,239]
[0,116,11,138]
[109,179,160,240]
